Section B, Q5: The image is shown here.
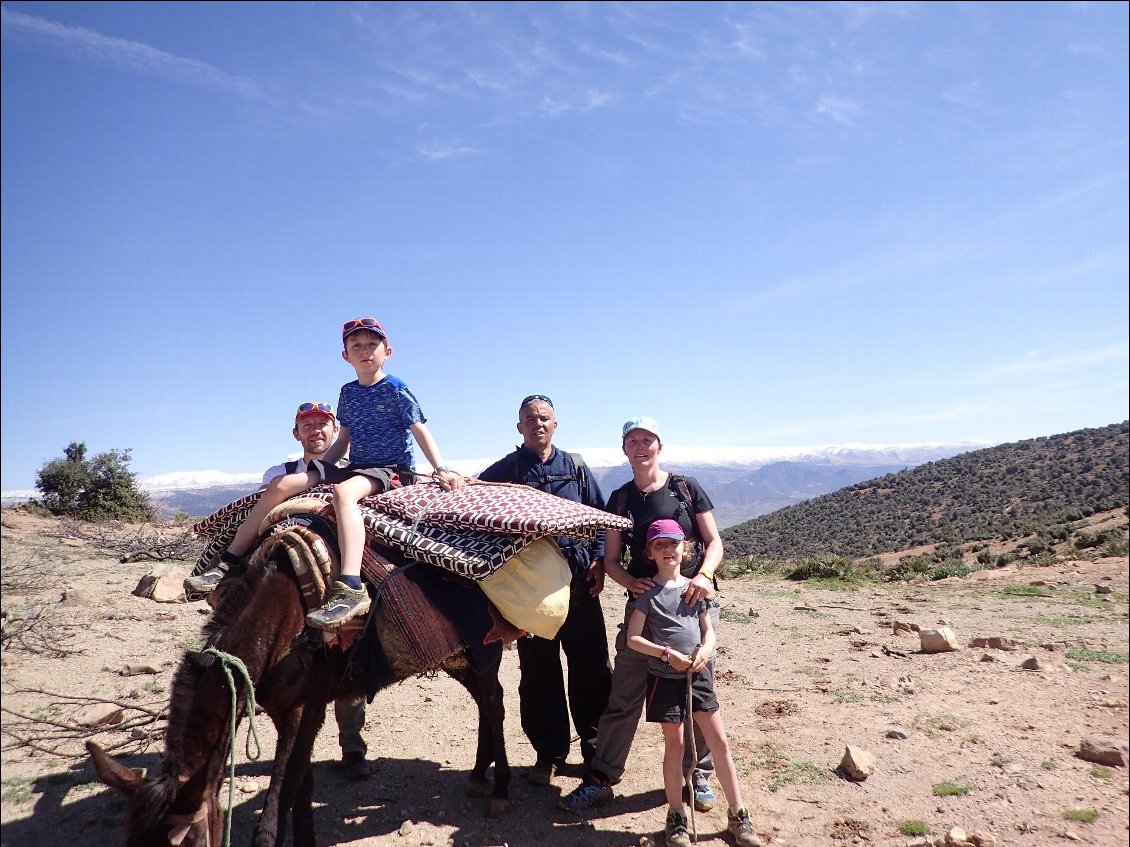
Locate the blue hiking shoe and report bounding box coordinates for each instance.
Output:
[692,773,716,812]
[559,778,613,812]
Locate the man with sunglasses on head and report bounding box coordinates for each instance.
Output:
[477,394,612,787]
[254,403,374,781]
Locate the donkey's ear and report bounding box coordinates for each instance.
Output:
[86,740,144,797]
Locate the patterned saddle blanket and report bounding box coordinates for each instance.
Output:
[192,480,631,581]
[191,480,632,638]
[254,512,520,672]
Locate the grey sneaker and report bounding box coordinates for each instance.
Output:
[692,773,716,811]
[184,567,226,594]
[727,807,763,847]
[558,778,613,812]
[306,581,371,629]
[665,807,692,847]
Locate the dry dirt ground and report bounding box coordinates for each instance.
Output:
[1,510,1127,847]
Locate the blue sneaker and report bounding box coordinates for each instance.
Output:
[559,778,613,812]
[692,774,716,812]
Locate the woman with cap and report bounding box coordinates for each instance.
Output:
[561,416,725,813]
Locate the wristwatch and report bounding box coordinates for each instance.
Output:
[661,644,671,664]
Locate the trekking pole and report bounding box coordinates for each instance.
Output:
[684,644,701,844]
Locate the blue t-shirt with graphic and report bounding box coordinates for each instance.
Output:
[336,374,425,468]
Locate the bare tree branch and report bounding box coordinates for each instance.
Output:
[0,685,168,759]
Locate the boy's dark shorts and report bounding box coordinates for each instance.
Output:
[645,667,718,723]
[306,460,405,491]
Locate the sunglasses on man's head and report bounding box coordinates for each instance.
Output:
[297,402,333,415]
[342,317,385,337]
[521,394,554,409]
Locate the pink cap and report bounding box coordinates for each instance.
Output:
[646,519,684,544]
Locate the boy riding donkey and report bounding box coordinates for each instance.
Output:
[186,317,463,628]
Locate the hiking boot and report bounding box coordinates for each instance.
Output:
[664,807,692,847]
[727,807,763,847]
[558,778,613,812]
[184,567,226,594]
[526,757,563,786]
[341,751,371,781]
[306,581,371,629]
[692,773,716,812]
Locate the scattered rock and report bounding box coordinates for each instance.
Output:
[399,820,416,836]
[132,564,191,603]
[838,745,876,780]
[121,664,161,676]
[893,621,918,635]
[919,627,960,653]
[885,727,909,740]
[61,588,92,606]
[74,703,124,727]
[1020,656,1071,673]
[968,637,1020,650]
[1076,735,1129,767]
[1094,584,1113,595]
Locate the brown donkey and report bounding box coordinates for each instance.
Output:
[88,534,511,847]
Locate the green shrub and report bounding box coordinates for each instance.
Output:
[1066,648,1128,664]
[35,441,153,522]
[898,820,929,836]
[932,781,971,796]
[1062,808,1098,823]
[786,556,864,583]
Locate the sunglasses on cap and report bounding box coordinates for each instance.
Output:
[520,394,554,408]
[341,317,386,338]
[296,402,334,416]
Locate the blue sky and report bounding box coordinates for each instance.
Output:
[2,1,1127,492]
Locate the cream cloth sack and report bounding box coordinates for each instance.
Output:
[479,537,571,639]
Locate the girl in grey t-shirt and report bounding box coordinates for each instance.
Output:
[625,519,761,847]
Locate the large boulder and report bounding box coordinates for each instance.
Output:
[132,563,191,603]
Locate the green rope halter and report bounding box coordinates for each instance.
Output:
[202,647,262,847]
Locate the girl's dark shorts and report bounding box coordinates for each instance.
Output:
[645,667,718,723]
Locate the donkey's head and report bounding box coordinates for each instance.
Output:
[87,739,222,847]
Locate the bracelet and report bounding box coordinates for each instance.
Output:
[435,465,452,474]
[661,644,671,664]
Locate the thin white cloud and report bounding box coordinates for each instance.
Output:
[731,22,763,58]
[416,142,485,161]
[577,42,632,67]
[812,96,861,125]
[465,67,510,92]
[539,88,613,118]
[986,342,1130,380]
[0,6,266,101]
[942,80,985,107]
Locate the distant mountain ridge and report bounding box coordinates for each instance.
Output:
[78,441,983,524]
[722,421,1129,559]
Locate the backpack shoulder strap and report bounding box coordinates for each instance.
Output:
[284,459,300,475]
[612,485,629,518]
[669,473,693,506]
[566,452,588,500]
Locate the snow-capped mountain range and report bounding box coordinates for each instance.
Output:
[2,441,989,528]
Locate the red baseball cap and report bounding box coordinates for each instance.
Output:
[295,402,335,423]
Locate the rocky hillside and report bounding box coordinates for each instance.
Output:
[723,421,1129,562]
